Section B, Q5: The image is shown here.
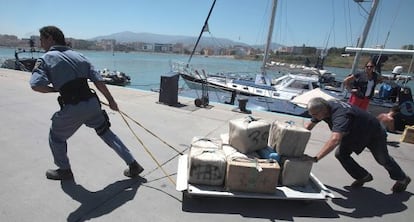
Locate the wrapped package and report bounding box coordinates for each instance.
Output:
[229,116,270,154]
[188,137,226,186]
[280,157,313,186]
[220,133,230,144]
[268,121,311,157]
[225,157,280,194]
[401,125,414,144]
[191,137,222,149]
[222,144,248,161]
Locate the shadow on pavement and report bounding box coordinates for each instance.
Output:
[386,140,400,148]
[61,177,147,222]
[182,193,339,221]
[327,185,412,218]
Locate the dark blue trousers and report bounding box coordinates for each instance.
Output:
[335,129,406,181]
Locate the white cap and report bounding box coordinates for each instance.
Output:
[392,66,403,74]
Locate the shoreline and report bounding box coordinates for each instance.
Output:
[1,46,413,73]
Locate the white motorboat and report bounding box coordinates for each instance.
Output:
[99,68,131,86]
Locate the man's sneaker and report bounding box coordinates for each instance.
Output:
[124,161,144,178]
[392,176,411,193]
[351,173,373,187]
[46,169,73,180]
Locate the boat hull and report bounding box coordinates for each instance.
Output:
[179,73,309,117]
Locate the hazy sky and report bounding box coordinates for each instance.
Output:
[1,0,413,49]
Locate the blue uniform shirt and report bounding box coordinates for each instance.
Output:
[30,45,102,90]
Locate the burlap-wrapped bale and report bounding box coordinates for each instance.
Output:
[226,157,280,194]
[188,137,226,186]
[221,134,259,160]
[222,144,248,161]
[268,121,311,157]
[229,116,270,154]
[191,137,222,149]
[401,125,414,144]
[280,157,313,186]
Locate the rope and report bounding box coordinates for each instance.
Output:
[101,101,183,155]
[117,110,176,185]
[101,101,178,186]
[142,152,186,177]
[123,112,182,154]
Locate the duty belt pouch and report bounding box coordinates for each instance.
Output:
[58,78,95,108]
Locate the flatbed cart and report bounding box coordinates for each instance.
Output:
[176,154,334,201]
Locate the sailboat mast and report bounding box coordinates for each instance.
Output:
[261,0,278,73]
[350,0,380,74]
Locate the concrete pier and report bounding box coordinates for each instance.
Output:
[0,68,412,222]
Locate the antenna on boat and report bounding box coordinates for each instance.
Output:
[187,0,217,65]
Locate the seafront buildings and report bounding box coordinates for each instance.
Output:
[0,33,324,57]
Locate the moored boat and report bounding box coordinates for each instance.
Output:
[1,47,44,72]
[99,68,131,86]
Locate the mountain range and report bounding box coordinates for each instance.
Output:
[91,31,283,49]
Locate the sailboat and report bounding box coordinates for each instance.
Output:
[172,0,342,116]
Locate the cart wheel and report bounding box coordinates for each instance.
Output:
[194,98,202,107]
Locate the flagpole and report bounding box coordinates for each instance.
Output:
[187,0,217,65]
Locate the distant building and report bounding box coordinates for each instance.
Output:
[96,39,115,51]
[291,46,304,54]
[154,43,172,52]
[233,45,248,56]
[172,43,184,54]
[142,43,154,51]
[202,47,215,56]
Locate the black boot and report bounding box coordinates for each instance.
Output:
[351,173,373,188]
[46,169,74,180]
[124,161,144,178]
[392,176,411,193]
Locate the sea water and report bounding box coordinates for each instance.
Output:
[1,47,412,104]
[79,50,265,92]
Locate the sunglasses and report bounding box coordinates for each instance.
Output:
[366,66,374,68]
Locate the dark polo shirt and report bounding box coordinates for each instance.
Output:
[311,100,385,154]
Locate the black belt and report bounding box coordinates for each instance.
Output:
[58,91,95,106]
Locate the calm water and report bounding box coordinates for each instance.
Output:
[1,46,412,97]
[0,47,347,89]
[0,47,263,91]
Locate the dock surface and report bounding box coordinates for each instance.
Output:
[1,68,413,222]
